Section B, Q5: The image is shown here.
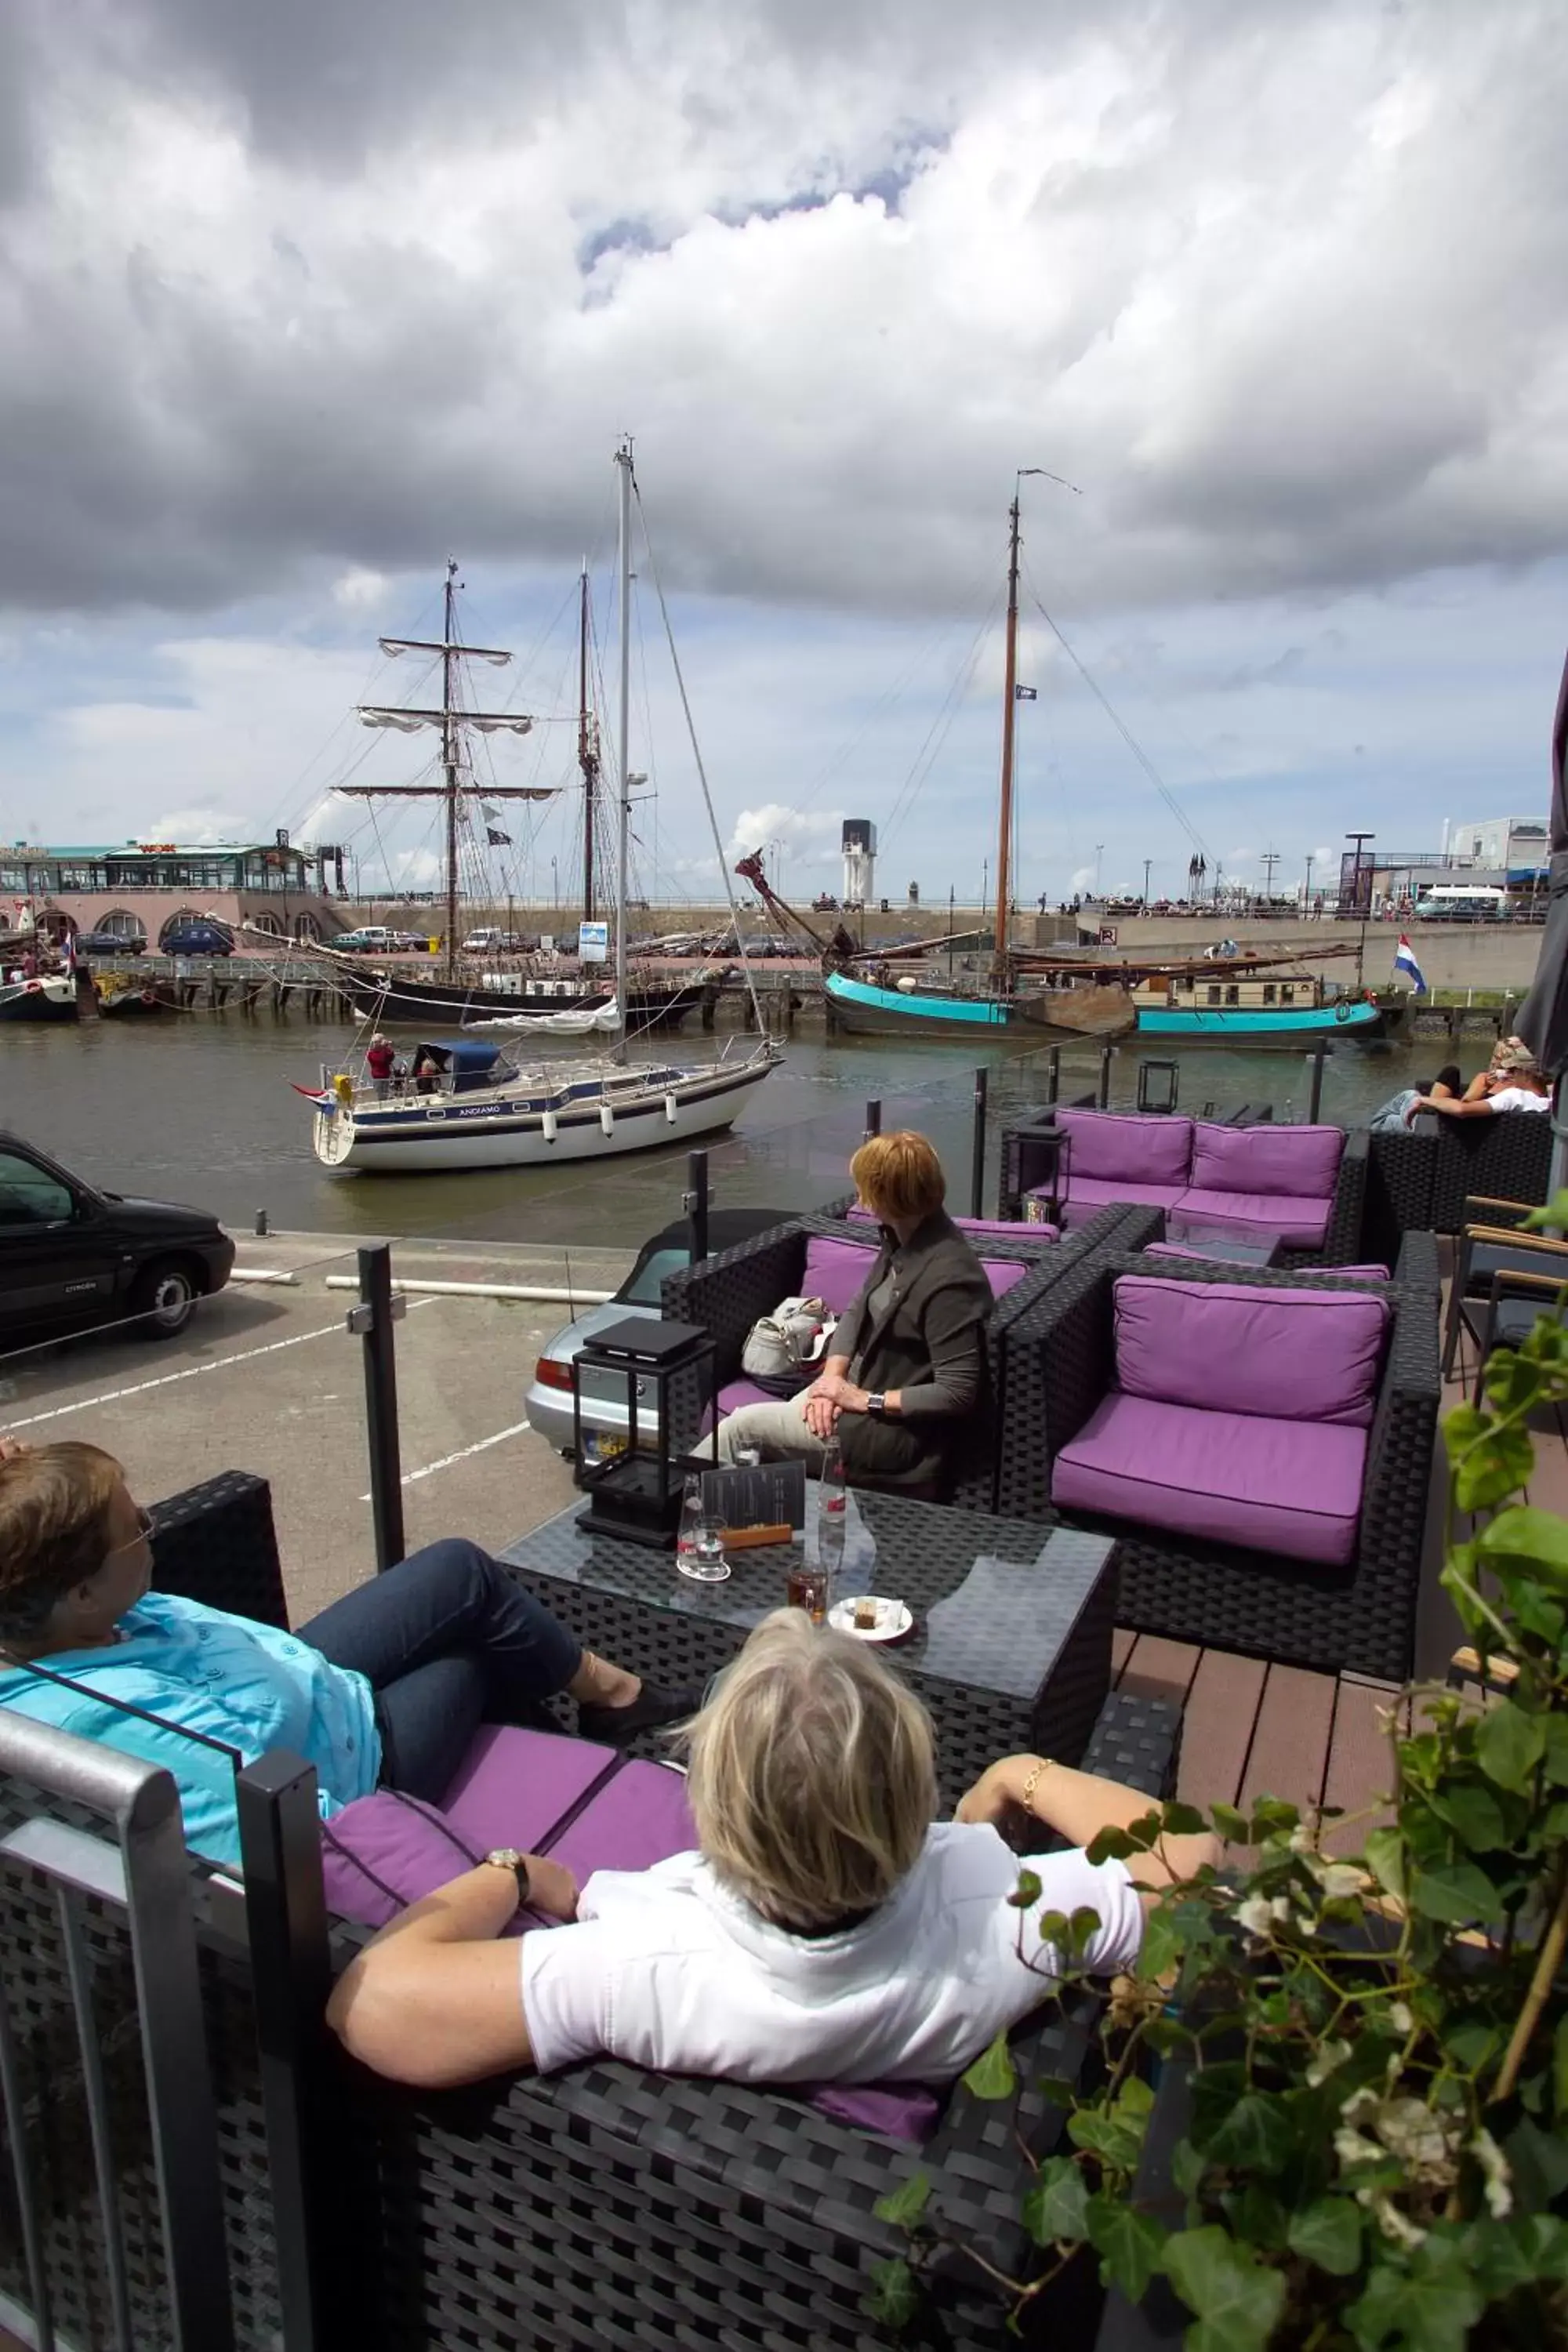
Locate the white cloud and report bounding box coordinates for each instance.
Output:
[1069,865,1096,895]
[143,805,252,844]
[728,803,845,866]
[332,568,390,610]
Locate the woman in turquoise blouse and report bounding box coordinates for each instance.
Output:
[0,1440,691,1867]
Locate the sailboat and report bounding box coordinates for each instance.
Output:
[306,443,779,1174]
[822,475,1133,1042]
[328,561,708,1032]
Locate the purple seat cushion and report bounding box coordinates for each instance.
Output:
[1112,1274,1388,1428]
[801,1232,878,1313]
[1172,1187,1332,1251]
[1051,1393,1367,1566]
[1189,1121,1344,1202]
[321,1728,698,1932]
[978,1257,1029,1298]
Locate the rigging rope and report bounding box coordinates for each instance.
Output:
[630,469,765,1038]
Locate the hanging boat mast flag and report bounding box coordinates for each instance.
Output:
[1392,935,1428,993]
[1014,684,1038,701]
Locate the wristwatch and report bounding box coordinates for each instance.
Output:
[866,1392,887,1418]
[484,1847,532,1907]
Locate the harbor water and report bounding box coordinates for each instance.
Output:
[2,1014,1432,1246]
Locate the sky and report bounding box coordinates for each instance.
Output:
[0,0,1566,907]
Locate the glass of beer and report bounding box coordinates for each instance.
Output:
[785,1560,829,1624]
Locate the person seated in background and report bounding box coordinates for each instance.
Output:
[713,1131,993,1490]
[1413,1042,1550,1118]
[0,1441,693,1868]
[327,1607,1216,2089]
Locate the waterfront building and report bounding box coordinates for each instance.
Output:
[0,836,347,948]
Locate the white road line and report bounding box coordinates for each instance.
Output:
[360,1418,534,1500]
[7,1299,437,1431]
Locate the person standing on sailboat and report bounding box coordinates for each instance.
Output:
[714,1134,992,1493]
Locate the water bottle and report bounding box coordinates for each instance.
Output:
[675,1472,705,1577]
[817,1434,848,1584]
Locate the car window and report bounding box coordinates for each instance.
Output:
[0,1151,75,1228]
[621,1246,688,1304]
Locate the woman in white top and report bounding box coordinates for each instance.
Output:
[329,1610,1215,2090]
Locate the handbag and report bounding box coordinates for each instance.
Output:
[740,1294,837,1382]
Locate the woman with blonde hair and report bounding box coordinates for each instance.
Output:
[714,1131,993,1490]
[329,1609,1214,2090]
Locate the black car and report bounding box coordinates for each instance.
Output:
[0,1134,236,1342]
[74,928,147,956]
[162,921,234,956]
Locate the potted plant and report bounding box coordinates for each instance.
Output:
[870,1239,1568,2348]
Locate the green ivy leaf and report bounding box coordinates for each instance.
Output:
[1138,1907,1181,1980]
[960,2031,1016,2102]
[1425,1780,1509,1850]
[1409,1860,1506,1926]
[1287,2196,1363,2277]
[1249,1797,1301,1840]
[1068,1904,1104,1954]
[1086,1824,1137,1864]
[1005,1867,1043,1911]
[1210,1802,1250,1845]
[1542,1716,1568,1788]
[1160,1800,1207,1836]
[1346,2252,1483,2352]
[1022,2153,1089,2245]
[873,2171,931,2230]
[1033,2074,1080,2114]
[1440,1400,1490,1462]
[1512,2213,1568,2281]
[1067,2109,1145,2170]
[1457,2216,1537,2299]
[1086,2195,1166,2301]
[863,2256,918,2332]
[1477,1503,1568,1580]
[1475,1702,1546,1793]
[1204,2092,1298,2177]
[1364,1826,1406,1898]
[1172,2138,1207,2198]
[1445,2018,1501,2074]
[1555,2013,1568,2123]
[1453,1420,1537,1514]
[1117,2076,1156,2119]
[1162,2226,1286,2352]
[1507,2114,1568,2211]
[1521,1189,1568,1232]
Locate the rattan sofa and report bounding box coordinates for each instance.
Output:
[660,1202,1164,1516]
[1363,1112,1553,1265]
[1008,1251,1441,1682]
[0,1470,1181,2352]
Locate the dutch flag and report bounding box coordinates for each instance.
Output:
[1392,935,1427,993]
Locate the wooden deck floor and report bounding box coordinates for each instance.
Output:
[1130,1266,1566,1833]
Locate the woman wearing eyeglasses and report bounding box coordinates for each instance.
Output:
[0,1440,693,1867]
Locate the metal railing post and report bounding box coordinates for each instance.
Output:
[864,1098,882,1139]
[971,1065,989,1218]
[1045,1045,1061,1105]
[683,1148,710,1265]
[1308,1037,1328,1124]
[347,1242,406,1570]
[236,1753,364,2349]
[1098,1044,1113,1108]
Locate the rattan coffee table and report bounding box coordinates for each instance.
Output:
[501,1492,1118,1798]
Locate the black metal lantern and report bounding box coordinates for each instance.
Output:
[572,1315,717,1548]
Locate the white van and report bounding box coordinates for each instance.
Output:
[1413,886,1508,923]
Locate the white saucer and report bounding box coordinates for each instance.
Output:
[828,1596,913,1642]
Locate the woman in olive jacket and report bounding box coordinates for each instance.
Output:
[714,1133,993,1491]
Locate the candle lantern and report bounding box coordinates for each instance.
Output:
[572,1316,717,1548]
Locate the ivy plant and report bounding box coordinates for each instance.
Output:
[871,1225,1568,2349]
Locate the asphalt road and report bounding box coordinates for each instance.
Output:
[0,1229,636,1624]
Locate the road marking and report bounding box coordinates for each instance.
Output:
[361,1418,534,1499]
[6,1301,437,1431]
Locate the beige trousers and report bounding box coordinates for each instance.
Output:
[713,1394,832,1465]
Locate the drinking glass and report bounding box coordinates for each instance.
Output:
[681,1515,731,1584]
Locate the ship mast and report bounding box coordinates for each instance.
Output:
[344,564,548,972]
[993,492,1022,978]
[614,438,633,1065]
[579,564,597,925]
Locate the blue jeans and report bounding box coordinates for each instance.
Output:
[299,1539,583,1802]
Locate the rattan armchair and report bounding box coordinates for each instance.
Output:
[1012,1252,1440,1680]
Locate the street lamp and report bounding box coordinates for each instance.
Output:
[1345,832,1375,989]
[1142,857,1152,907]
[551,856,559,910]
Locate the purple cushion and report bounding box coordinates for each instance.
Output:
[801,1232,878,1312]
[1189,1122,1344,1202]
[978,1257,1029,1298]
[320,1728,698,1930]
[1173,1187,1331,1251]
[1044,1174,1189,1217]
[808,2082,942,2143]
[1051,1393,1367,1566]
[1058,1109,1194,1185]
[1112,1274,1388,1428]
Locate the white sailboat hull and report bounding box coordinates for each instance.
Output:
[313,1055,774,1173]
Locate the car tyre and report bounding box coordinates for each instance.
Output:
[128,1258,200,1339]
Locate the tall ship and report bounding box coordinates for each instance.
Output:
[327,561,706,1032]
[305,442,778,1174]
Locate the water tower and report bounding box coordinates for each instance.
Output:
[841,818,877,909]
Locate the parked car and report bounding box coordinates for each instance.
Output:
[525,1208,793,1459]
[0,1133,236,1342]
[74,928,147,956]
[462,929,506,953]
[161,920,234,956]
[332,927,402,954]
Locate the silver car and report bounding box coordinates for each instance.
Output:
[526,1208,794,1461]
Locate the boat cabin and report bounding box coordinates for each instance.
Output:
[409,1040,517,1094]
[1131,970,1329,1013]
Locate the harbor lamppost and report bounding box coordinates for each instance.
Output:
[1142,857,1152,907]
[1345,831,1375,989]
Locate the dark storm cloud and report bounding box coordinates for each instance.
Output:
[0,0,1566,622]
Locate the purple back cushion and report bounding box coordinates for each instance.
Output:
[848,1207,1052,1244]
[1189,1122,1345,1201]
[1112,1274,1389,1428]
[1058,1110,1193,1185]
[801,1232,878,1312]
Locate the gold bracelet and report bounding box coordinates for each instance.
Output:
[1018,1757,1053,1813]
